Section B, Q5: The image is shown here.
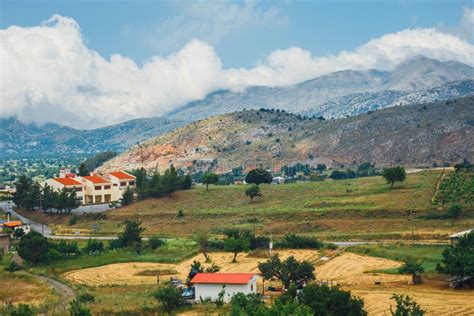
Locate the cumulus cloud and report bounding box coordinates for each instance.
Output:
[1,14,474,129]
[438,7,474,42]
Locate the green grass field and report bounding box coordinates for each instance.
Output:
[16,170,474,240]
[347,243,446,273]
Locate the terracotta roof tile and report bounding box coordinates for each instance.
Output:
[82,175,110,184]
[109,171,135,180]
[190,273,256,284]
[53,177,83,186]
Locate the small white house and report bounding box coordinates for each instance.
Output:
[191,273,258,302]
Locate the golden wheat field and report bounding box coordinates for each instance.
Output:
[63,251,474,315]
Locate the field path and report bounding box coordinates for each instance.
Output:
[26,272,76,312]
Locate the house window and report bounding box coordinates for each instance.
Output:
[113,184,118,186]
[104,185,111,190]
[251,284,254,291]
[129,181,135,186]
[120,182,126,186]
[95,186,101,190]
[75,187,82,192]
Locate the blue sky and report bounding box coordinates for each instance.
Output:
[1,1,473,128]
[1,0,471,68]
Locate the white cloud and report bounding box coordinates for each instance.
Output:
[1,14,474,129]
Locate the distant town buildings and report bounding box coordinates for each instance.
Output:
[42,170,136,205]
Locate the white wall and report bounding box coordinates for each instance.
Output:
[195,278,257,303]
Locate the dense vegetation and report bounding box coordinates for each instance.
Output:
[435,170,474,206]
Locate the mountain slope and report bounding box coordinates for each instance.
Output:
[166,57,474,121]
[100,96,474,173]
[0,117,185,158]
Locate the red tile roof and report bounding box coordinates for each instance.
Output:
[82,175,110,184]
[190,273,256,284]
[53,177,83,186]
[109,171,135,180]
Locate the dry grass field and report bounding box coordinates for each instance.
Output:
[22,170,473,241]
[0,272,59,307]
[63,250,474,315]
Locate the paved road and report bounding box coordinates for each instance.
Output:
[0,201,53,236]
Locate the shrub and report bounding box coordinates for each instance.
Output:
[148,236,165,250]
[390,294,424,316]
[69,299,92,316]
[68,214,79,226]
[153,283,187,313]
[275,233,322,249]
[299,284,367,316]
[78,293,95,303]
[82,239,104,254]
[4,260,23,272]
[18,231,49,264]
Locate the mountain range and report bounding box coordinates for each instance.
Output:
[100,95,474,173]
[1,56,473,158]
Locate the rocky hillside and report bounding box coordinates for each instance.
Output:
[166,56,474,121]
[0,117,185,158]
[100,96,474,173]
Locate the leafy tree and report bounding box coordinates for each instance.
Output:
[299,284,367,316]
[77,163,89,176]
[382,166,406,188]
[329,170,347,180]
[229,293,265,315]
[120,186,134,206]
[194,231,211,262]
[390,294,425,316]
[245,168,272,185]
[258,255,315,289]
[437,231,474,281]
[399,257,424,284]
[18,231,49,264]
[202,172,219,190]
[224,235,250,263]
[68,299,92,316]
[118,220,145,247]
[276,233,322,249]
[245,184,261,202]
[153,283,187,313]
[12,175,33,208]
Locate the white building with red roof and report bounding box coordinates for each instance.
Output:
[43,177,85,203]
[78,174,113,204]
[190,273,258,302]
[105,171,136,201]
[42,171,136,205]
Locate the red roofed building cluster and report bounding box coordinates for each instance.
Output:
[42,171,135,205]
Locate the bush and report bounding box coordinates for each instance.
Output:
[299,284,367,316]
[18,231,49,264]
[444,204,462,219]
[4,260,23,272]
[275,233,322,249]
[69,299,92,316]
[78,293,95,303]
[47,249,62,262]
[390,294,425,316]
[69,214,78,226]
[148,236,165,250]
[153,283,187,313]
[82,239,104,254]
